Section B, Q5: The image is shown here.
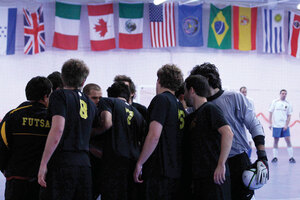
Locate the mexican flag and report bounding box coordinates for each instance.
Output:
[53,1,81,50]
[88,3,116,51]
[119,2,144,49]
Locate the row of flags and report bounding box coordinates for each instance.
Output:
[0,1,300,58]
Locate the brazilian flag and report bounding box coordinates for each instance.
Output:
[207,4,231,49]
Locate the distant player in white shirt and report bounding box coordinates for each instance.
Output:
[269,89,296,163]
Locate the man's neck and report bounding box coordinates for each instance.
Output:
[158,87,174,95]
[193,96,207,110]
[64,86,78,90]
[210,87,220,96]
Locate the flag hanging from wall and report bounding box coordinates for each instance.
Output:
[119,2,144,49]
[149,3,176,48]
[23,6,45,55]
[53,1,81,50]
[262,8,284,54]
[288,11,300,58]
[207,4,231,49]
[0,7,17,55]
[88,3,115,51]
[233,6,257,51]
[178,4,203,47]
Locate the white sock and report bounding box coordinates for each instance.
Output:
[287,147,294,158]
[273,148,278,158]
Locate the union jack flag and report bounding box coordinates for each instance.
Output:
[23,6,45,55]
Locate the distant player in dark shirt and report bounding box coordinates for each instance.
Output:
[38,59,97,200]
[96,82,145,200]
[133,64,185,200]
[184,75,233,200]
[114,75,148,120]
[0,76,52,200]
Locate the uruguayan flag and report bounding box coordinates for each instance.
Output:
[262,8,284,53]
[0,7,17,55]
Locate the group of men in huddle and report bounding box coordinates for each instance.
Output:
[0,59,269,200]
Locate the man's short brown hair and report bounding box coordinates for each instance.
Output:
[114,75,136,94]
[61,59,89,88]
[157,64,183,92]
[83,83,101,96]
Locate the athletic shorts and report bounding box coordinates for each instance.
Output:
[191,176,231,200]
[228,152,254,200]
[5,179,40,200]
[143,175,180,200]
[273,127,290,138]
[40,166,92,200]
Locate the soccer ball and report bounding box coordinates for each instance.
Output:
[242,168,264,190]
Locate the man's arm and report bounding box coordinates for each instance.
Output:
[38,115,65,187]
[214,125,233,185]
[269,112,273,129]
[91,111,112,137]
[133,121,162,183]
[284,115,291,131]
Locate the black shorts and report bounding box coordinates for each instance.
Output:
[100,157,140,200]
[90,154,103,200]
[143,175,180,200]
[5,178,40,200]
[228,152,254,200]
[40,166,92,200]
[191,176,231,200]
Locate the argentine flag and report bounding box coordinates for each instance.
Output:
[0,7,17,55]
[262,8,284,53]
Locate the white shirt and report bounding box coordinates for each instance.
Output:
[269,99,292,128]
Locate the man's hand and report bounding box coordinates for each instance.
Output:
[133,163,143,183]
[214,164,226,185]
[253,150,269,184]
[38,164,47,187]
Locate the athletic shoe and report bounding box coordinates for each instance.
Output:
[271,157,278,163]
[289,157,296,163]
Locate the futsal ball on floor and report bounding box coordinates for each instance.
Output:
[242,168,264,190]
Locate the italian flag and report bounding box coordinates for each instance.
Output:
[88,3,116,51]
[233,6,257,51]
[53,1,81,50]
[119,2,144,49]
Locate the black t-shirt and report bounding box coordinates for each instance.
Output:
[98,98,146,163]
[184,102,229,178]
[132,102,148,120]
[143,91,185,179]
[48,89,97,167]
[0,101,50,177]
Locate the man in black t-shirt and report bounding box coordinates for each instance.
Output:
[38,59,97,200]
[114,75,148,120]
[96,82,145,200]
[0,76,52,200]
[133,64,185,200]
[184,75,233,200]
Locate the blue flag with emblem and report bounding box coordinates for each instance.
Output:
[178,4,203,47]
[207,4,231,49]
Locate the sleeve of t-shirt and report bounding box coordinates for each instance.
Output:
[287,103,293,115]
[268,100,275,112]
[149,95,168,126]
[208,104,229,130]
[48,90,67,118]
[98,98,113,114]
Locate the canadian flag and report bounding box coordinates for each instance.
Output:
[88,3,116,51]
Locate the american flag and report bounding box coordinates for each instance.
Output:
[23,6,45,55]
[149,3,176,48]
